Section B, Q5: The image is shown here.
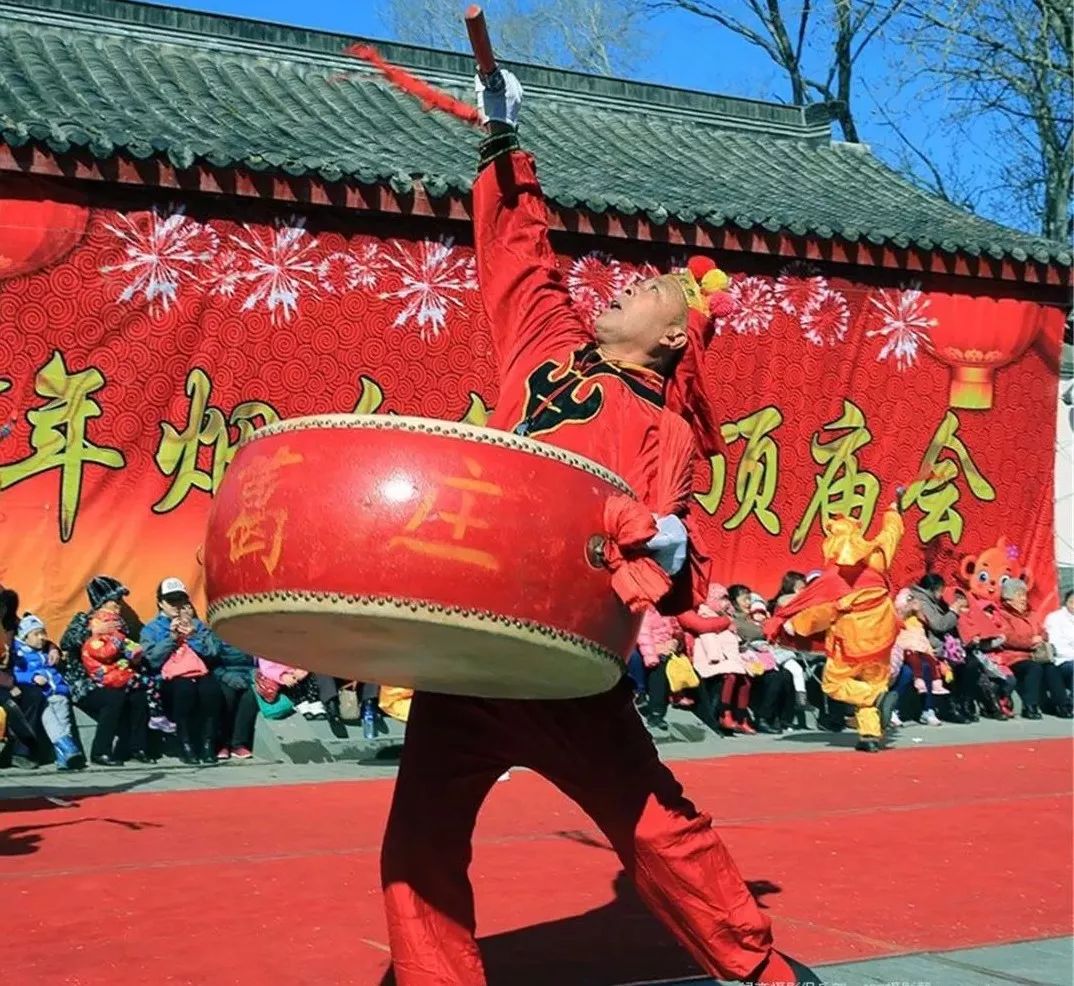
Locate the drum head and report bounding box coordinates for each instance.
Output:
[211,593,624,700]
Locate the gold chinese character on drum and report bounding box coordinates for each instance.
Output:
[389,456,503,573]
[203,415,641,699]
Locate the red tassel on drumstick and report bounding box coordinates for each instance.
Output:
[344,43,481,126]
[340,6,501,127]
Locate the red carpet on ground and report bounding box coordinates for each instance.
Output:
[3,738,1071,985]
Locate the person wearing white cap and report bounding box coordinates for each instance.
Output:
[140,578,224,765]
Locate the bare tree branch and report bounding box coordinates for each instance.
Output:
[381,0,646,76]
[646,0,906,140]
[900,0,1073,238]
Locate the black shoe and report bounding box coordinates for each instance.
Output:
[324,697,349,738]
[178,744,199,766]
[1057,706,1074,719]
[129,750,156,764]
[1022,705,1043,720]
[746,949,826,986]
[326,712,348,738]
[855,738,882,753]
[876,689,900,731]
[645,713,669,733]
[756,721,780,735]
[91,754,123,767]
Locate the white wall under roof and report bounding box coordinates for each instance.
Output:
[1057,342,1073,595]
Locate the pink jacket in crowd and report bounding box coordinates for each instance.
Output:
[637,608,684,669]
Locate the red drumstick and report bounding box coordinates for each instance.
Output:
[465,5,497,77]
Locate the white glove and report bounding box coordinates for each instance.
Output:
[646,514,688,577]
[475,70,523,127]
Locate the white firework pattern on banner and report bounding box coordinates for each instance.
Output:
[100,206,216,314]
[379,237,477,340]
[229,217,320,324]
[866,283,936,370]
[317,241,384,294]
[715,275,776,336]
[774,264,827,317]
[800,286,851,347]
[567,251,627,325]
[204,248,243,298]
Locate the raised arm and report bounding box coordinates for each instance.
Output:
[677,611,731,636]
[871,505,905,571]
[472,75,588,376]
[919,595,958,637]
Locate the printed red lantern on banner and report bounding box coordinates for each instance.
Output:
[924,292,1056,410]
[0,196,89,280]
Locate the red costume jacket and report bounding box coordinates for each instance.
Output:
[472,149,709,612]
[958,598,1001,645]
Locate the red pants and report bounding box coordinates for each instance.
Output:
[381,680,774,984]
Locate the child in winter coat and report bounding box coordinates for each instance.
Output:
[748,596,807,711]
[12,614,84,770]
[635,607,685,732]
[680,584,753,735]
[893,588,951,726]
[82,605,145,689]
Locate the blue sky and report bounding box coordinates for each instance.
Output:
[142,0,1012,232]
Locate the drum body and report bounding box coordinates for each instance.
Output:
[204,415,640,698]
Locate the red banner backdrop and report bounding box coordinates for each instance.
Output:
[0,179,1065,635]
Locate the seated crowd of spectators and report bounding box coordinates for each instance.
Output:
[0,575,389,770]
[3,570,1072,770]
[629,571,1074,740]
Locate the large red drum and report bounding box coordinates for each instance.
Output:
[204,415,640,698]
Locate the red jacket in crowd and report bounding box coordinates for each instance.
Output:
[990,603,1044,669]
[959,598,1042,669]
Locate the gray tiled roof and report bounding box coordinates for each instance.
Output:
[1,0,1069,267]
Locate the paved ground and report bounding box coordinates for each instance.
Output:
[2,710,1070,800]
[659,936,1074,986]
[3,715,1071,985]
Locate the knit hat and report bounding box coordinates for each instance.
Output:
[17,613,44,640]
[664,256,734,457]
[703,582,734,616]
[894,586,915,619]
[748,594,768,616]
[86,575,129,611]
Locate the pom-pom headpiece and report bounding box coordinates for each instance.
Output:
[663,255,734,458]
[668,255,734,337]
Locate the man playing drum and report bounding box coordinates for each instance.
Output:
[380,69,823,986]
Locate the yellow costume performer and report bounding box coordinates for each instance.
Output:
[770,506,904,751]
